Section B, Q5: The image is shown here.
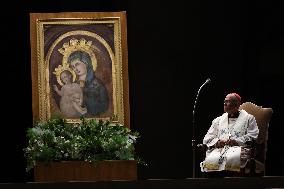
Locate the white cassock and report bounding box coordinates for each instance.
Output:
[200,109,259,172]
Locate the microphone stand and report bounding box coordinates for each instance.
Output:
[192,79,210,178]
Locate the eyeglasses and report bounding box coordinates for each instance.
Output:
[224,100,232,104]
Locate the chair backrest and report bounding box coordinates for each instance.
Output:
[239,102,273,169]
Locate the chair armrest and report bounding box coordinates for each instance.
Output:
[245,140,256,148]
[244,140,257,158]
[244,140,257,176]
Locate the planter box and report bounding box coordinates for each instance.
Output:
[34,160,137,182]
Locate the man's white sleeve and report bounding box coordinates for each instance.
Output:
[203,118,220,147]
[234,116,259,145]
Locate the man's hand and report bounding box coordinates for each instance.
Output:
[225,139,239,146]
[215,139,239,148]
[215,140,226,148]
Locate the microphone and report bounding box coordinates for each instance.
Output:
[200,78,211,88]
[205,78,211,84]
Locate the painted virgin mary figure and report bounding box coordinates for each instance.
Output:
[68,50,109,116]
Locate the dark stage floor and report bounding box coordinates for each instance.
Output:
[1,176,284,189]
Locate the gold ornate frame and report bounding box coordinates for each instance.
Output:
[30,12,130,128]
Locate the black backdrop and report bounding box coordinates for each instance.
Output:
[0,0,283,182]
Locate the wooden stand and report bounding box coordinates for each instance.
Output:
[34,160,137,182]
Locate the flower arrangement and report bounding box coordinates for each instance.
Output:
[24,117,141,172]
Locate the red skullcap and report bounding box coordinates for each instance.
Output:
[231,93,241,103]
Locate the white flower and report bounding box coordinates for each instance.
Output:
[127,135,137,142]
[32,127,43,135]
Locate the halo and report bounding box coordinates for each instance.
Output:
[53,64,76,86]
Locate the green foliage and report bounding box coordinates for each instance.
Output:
[24,117,142,172]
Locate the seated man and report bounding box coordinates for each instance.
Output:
[200,93,259,176]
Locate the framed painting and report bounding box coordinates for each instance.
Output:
[30,12,130,127]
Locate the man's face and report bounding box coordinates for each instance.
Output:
[224,94,238,113]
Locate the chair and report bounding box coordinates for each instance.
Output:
[197,102,273,177]
[239,102,273,176]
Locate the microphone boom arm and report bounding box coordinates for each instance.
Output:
[192,78,210,178]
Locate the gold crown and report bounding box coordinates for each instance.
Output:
[53,64,76,86]
[58,38,98,71]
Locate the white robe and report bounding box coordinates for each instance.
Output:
[200,109,259,172]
